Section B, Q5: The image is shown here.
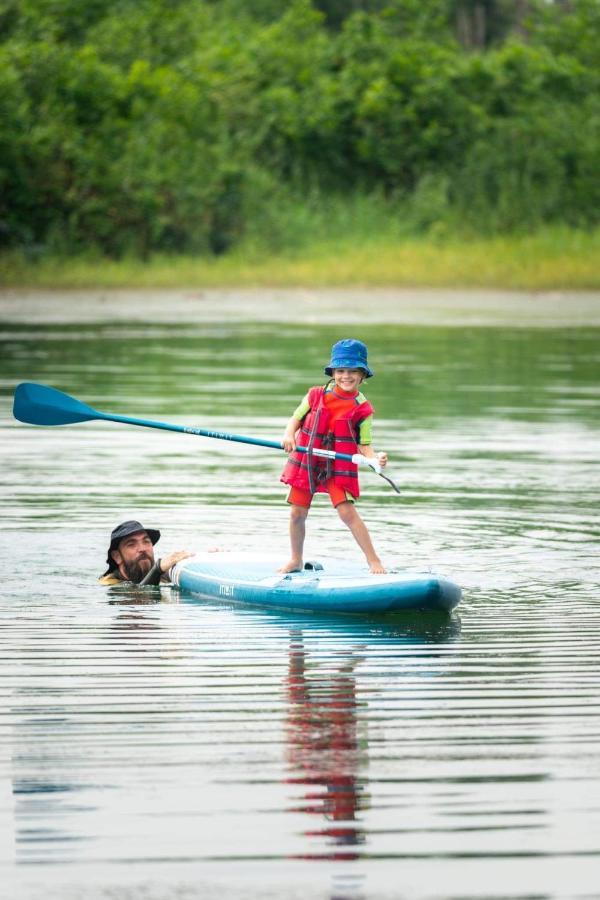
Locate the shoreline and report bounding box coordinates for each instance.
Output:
[1,287,599,327]
[1,229,599,295]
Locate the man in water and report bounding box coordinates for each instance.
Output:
[99,520,192,586]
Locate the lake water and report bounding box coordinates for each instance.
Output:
[1,291,599,899]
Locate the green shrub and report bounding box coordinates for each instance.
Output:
[0,0,598,258]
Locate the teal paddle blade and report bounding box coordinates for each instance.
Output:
[13,382,99,425]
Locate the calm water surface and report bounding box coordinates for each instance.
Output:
[1,300,599,899]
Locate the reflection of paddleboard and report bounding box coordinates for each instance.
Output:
[171,553,461,614]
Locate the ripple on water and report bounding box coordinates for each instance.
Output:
[1,319,599,898]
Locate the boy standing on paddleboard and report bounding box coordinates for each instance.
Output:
[279,339,388,575]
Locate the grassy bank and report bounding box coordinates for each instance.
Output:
[1,227,599,291]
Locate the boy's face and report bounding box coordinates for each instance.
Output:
[332,368,364,393]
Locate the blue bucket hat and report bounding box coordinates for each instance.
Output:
[324,338,373,378]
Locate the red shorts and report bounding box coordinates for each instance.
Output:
[287,483,354,509]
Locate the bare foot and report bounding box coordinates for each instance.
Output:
[368,559,387,575]
[277,559,303,573]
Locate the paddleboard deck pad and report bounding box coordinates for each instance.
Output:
[171,552,461,614]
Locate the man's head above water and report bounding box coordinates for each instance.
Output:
[104,520,160,582]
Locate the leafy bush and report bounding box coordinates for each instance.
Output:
[0,0,598,258]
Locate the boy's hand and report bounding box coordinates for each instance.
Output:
[282,417,301,453]
[282,433,297,452]
[357,446,388,468]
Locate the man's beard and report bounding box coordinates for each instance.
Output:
[123,554,153,583]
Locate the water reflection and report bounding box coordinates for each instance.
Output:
[285,630,368,861]
[279,612,461,866]
[1,321,599,425]
[107,584,172,606]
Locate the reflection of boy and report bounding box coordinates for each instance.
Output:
[285,634,366,855]
[279,339,388,574]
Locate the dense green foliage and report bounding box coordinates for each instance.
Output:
[1,0,598,258]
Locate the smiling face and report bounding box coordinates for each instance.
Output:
[332,367,365,393]
[111,530,155,582]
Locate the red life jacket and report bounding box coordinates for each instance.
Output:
[281,385,374,498]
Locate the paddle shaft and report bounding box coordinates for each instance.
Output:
[95,410,356,463]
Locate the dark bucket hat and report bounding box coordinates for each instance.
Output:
[324,338,373,378]
[104,520,160,572]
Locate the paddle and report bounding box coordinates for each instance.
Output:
[13,382,401,493]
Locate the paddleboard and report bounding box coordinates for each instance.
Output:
[171,552,461,614]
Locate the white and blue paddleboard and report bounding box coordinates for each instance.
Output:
[171,552,461,615]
